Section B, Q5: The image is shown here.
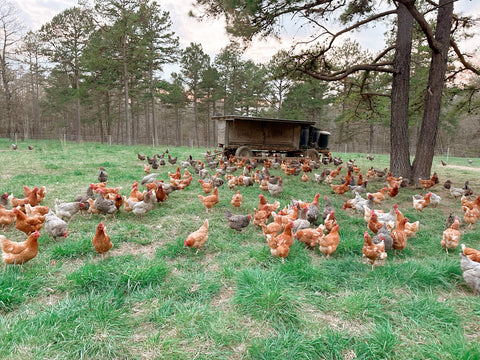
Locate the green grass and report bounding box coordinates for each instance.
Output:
[1,138,480,359]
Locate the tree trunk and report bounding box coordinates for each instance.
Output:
[390,3,413,178]
[76,72,81,142]
[122,36,131,145]
[411,0,453,181]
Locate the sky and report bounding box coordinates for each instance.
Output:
[11,0,480,77]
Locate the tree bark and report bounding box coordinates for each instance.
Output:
[411,0,453,181]
[122,36,131,145]
[390,3,413,178]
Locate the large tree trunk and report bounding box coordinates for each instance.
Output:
[390,3,413,178]
[411,0,453,181]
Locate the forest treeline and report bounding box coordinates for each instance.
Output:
[0,0,479,156]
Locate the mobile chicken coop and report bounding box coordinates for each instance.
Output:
[213,115,330,160]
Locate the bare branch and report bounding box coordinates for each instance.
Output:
[450,38,480,75]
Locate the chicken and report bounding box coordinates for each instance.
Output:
[391,217,408,255]
[141,173,159,185]
[144,164,151,174]
[225,210,251,231]
[10,186,40,209]
[462,244,480,263]
[137,152,146,161]
[292,207,310,233]
[319,224,340,258]
[197,179,213,194]
[463,207,480,229]
[445,213,456,229]
[267,177,284,196]
[429,192,441,208]
[306,194,320,224]
[258,194,280,215]
[74,185,96,204]
[94,190,118,216]
[1,192,10,209]
[460,253,480,294]
[372,224,393,251]
[253,208,271,226]
[198,187,219,212]
[349,181,368,195]
[362,231,387,270]
[386,172,403,188]
[185,219,209,254]
[168,166,182,181]
[1,230,40,268]
[54,199,82,222]
[13,208,45,235]
[0,206,16,229]
[269,222,294,258]
[87,198,100,215]
[366,187,387,205]
[322,195,335,221]
[387,183,399,198]
[107,193,124,210]
[294,227,324,248]
[450,186,472,200]
[440,216,461,253]
[24,204,49,217]
[461,195,480,211]
[44,210,68,240]
[92,221,113,258]
[331,181,349,195]
[127,191,156,216]
[168,154,178,165]
[98,166,108,183]
[412,192,431,211]
[23,185,46,203]
[324,210,337,233]
[368,211,384,234]
[325,165,342,185]
[418,173,438,190]
[231,190,243,208]
[395,208,419,239]
[261,215,284,237]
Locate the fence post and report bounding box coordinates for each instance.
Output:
[446,147,449,161]
[108,135,112,146]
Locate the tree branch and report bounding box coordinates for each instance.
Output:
[450,38,480,75]
[397,0,441,53]
[298,62,395,81]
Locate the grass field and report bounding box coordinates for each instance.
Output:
[1,138,480,360]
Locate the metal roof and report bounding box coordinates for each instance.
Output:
[211,115,316,126]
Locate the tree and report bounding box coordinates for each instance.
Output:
[199,63,221,146]
[181,42,210,146]
[38,6,94,142]
[0,1,24,138]
[93,0,143,146]
[264,50,294,118]
[21,31,44,139]
[136,0,179,146]
[192,0,480,181]
[158,74,188,146]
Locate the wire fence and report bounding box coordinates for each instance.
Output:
[2,132,478,159]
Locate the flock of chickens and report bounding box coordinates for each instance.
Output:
[1,149,480,293]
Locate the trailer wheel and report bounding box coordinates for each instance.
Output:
[306,149,319,161]
[235,146,253,158]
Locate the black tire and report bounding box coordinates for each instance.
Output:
[235,146,253,157]
[306,149,319,161]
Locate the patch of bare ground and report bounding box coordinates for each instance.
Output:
[210,285,235,309]
[109,241,158,259]
[302,304,369,336]
[446,165,480,172]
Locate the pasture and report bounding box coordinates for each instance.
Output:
[1,138,479,359]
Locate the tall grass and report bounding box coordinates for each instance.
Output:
[0,138,479,359]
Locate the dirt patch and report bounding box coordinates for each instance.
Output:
[302,304,369,335]
[110,241,158,259]
[211,285,235,309]
[445,165,480,172]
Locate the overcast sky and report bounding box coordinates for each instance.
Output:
[11,0,480,76]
